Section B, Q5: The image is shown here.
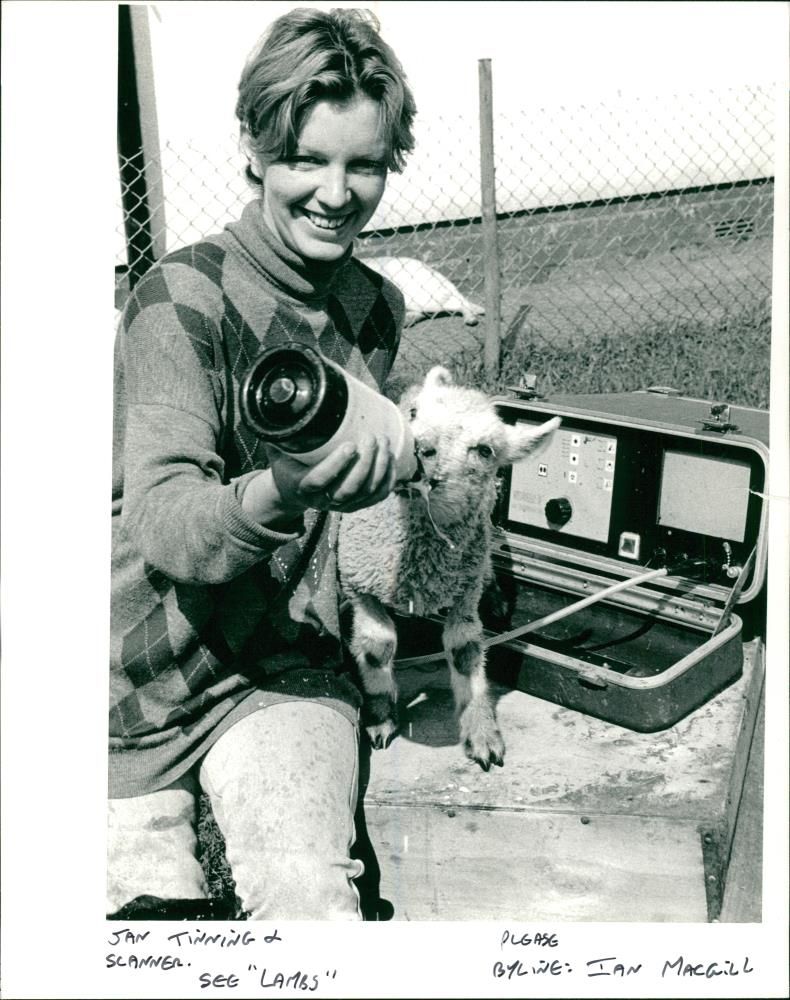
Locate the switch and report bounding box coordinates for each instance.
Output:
[618,532,641,560]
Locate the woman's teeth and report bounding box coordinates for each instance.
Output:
[303,210,349,230]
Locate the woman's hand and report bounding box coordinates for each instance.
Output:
[241,433,398,527]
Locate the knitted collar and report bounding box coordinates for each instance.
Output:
[225,199,352,303]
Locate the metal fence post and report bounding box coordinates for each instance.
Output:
[478,58,501,376]
[118,5,166,288]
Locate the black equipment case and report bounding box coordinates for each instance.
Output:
[482,386,769,732]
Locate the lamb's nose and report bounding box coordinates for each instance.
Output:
[408,454,425,483]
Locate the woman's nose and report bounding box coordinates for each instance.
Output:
[316,166,351,208]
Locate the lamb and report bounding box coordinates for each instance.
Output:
[361,256,485,327]
[338,367,559,769]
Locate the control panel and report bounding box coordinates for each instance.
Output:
[497,410,766,590]
[508,427,618,543]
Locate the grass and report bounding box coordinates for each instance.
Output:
[389,298,772,410]
[197,797,240,911]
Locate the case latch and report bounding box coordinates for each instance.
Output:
[576,667,608,690]
[699,403,740,434]
[508,372,543,400]
[645,385,682,396]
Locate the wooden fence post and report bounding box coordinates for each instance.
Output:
[478,58,501,377]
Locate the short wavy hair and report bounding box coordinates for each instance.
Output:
[236,7,416,185]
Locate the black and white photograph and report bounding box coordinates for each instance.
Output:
[2,1,788,997]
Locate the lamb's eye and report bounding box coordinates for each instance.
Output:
[420,446,437,458]
[474,443,495,459]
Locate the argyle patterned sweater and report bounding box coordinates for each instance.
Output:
[110,199,404,797]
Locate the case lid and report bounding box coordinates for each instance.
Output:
[511,388,769,445]
[494,389,769,606]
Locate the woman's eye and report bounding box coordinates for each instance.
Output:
[473,444,494,459]
[351,160,387,175]
[287,155,321,168]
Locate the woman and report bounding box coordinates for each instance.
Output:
[108,7,416,920]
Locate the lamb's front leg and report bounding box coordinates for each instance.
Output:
[348,592,400,749]
[443,590,505,770]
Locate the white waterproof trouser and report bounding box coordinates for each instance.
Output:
[107,701,364,920]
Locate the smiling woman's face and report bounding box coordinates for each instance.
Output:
[260,95,389,263]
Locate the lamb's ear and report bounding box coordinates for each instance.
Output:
[399,383,421,416]
[424,366,454,390]
[503,416,561,463]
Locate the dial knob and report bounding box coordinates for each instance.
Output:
[545,496,572,527]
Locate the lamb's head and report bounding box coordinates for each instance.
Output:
[401,366,560,526]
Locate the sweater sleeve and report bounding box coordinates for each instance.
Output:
[118,293,302,584]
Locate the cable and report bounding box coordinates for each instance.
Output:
[393,565,671,667]
[482,566,669,648]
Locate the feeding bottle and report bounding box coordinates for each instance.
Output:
[240,343,418,483]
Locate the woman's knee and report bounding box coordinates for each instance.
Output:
[235,849,365,921]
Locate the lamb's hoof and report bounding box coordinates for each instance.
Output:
[366,718,399,750]
[463,729,506,771]
[362,694,399,749]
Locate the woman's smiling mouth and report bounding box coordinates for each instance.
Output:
[301,208,353,231]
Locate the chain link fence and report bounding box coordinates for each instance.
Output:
[117,82,775,381]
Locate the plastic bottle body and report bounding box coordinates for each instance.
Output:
[240,343,417,482]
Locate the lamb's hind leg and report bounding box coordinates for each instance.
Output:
[443,597,504,770]
[348,593,399,749]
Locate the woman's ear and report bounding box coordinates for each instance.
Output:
[240,130,263,182]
